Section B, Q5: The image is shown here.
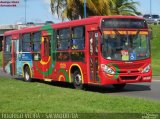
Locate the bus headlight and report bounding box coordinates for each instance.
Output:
[142,64,151,73]
[101,64,115,75]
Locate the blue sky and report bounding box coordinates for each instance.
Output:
[0,0,61,25]
[0,0,159,25]
[135,0,160,15]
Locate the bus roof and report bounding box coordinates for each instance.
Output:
[51,15,144,29]
[4,15,145,36]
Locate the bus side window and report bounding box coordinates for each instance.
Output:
[32,32,41,52]
[57,28,70,50]
[56,31,60,49]
[71,26,85,50]
[4,36,12,53]
[22,33,31,52]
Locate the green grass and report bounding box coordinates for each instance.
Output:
[0,52,2,67]
[150,25,160,76]
[0,77,160,114]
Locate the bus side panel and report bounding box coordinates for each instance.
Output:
[32,58,53,79]
[53,61,88,84]
[16,54,23,75]
[17,53,33,76]
[53,61,70,82]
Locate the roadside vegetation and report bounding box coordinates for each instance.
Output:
[151,25,160,76]
[0,52,2,67]
[0,77,160,114]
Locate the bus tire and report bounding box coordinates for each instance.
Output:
[24,66,32,82]
[73,70,83,89]
[113,84,126,90]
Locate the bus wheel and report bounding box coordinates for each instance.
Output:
[113,84,126,90]
[73,70,83,89]
[24,66,32,82]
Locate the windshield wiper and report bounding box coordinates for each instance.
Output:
[134,29,140,39]
[113,28,121,41]
[113,28,124,50]
[113,28,121,36]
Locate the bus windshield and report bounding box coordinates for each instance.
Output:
[101,30,150,61]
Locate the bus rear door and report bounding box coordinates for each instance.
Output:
[41,35,52,79]
[3,36,12,74]
[11,34,19,75]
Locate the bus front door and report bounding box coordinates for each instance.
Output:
[89,32,100,83]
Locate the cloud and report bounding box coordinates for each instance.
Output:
[42,0,51,13]
[42,0,62,22]
[43,0,50,5]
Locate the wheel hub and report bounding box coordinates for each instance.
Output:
[25,72,29,81]
[75,74,82,85]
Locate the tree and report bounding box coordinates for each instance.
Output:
[50,0,111,20]
[50,0,66,18]
[111,0,141,15]
[50,0,141,20]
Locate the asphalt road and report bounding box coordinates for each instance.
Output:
[107,80,160,100]
[0,68,160,100]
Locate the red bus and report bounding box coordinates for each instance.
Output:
[3,16,152,90]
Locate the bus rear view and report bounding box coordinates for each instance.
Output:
[100,17,151,89]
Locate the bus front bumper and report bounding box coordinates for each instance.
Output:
[99,71,152,85]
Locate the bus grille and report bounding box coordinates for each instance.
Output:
[118,63,144,69]
[121,76,138,80]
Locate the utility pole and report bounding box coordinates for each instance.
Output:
[84,0,86,18]
[25,0,27,24]
[150,0,152,16]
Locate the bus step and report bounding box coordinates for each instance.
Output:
[44,78,52,82]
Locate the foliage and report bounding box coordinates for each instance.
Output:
[111,0,141,15]
[150,25,160,76]
[50,0,140,20]
[0,52,2,67]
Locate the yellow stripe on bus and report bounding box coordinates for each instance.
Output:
[40,57,51,65]
[103,31,148,35]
